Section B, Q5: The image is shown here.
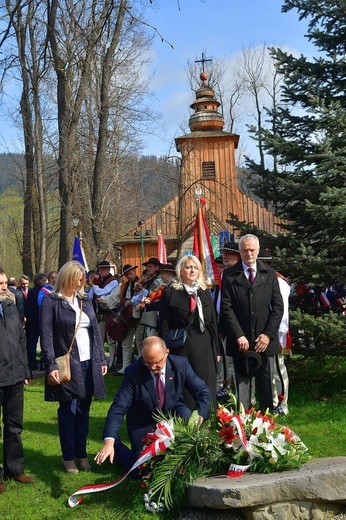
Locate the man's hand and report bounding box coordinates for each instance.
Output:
[94,439,115,465]
[254,333,270,353]
[237,336,249,352]
[24,378,31,385]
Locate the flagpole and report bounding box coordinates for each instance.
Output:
[195,188,206,272]
[197,201,206,272]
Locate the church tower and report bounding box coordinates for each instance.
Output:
[118,63,284,271]
[175,70,240,237]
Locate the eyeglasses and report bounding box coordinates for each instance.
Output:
[142,351,167,368]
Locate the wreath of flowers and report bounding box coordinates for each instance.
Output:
[140,394,310,513]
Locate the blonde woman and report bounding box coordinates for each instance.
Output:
[158,255,219,408]
[40,261,107,474]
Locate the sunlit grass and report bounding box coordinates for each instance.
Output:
[0,356,345,519]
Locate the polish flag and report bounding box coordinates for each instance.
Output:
[157,233,167,264]
[193,201,218,283]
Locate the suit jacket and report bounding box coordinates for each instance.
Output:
[14,287,26,322]
[103,355,212,452]
[220,259,284,357]
[40,293,107,402]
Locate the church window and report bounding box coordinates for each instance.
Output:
[202,161,216,180]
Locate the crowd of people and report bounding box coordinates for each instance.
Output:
[1,233,343,491]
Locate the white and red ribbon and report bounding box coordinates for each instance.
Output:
[68,419,174,508]
[227,463,250,478]
[231,414,248,451]
[226,415,249,478]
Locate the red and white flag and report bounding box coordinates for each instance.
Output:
[157,233,167,264]
[193,201,218,283]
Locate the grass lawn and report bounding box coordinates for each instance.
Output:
[0,355,345,519]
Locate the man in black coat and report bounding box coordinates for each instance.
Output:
[0,269,34,493]
[220,234,284,412]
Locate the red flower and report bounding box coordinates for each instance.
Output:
[217,408,233,425]
[219,424,237,444]
[281,427,297,443]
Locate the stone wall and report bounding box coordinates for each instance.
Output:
[186,457,346,520]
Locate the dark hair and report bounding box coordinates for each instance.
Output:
[33,273,47,285]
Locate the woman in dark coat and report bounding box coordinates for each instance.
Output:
[40,261,107,474]
[158,255,219,409]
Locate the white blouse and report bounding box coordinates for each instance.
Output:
[67,297,91,362]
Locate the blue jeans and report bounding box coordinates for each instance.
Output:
[57,360,94,461]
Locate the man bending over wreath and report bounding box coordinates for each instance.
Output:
[95,336,212,474]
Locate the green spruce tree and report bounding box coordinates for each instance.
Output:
[229,0,346,353]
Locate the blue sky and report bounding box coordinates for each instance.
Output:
[142,0,315,158]
[0,0,316,158]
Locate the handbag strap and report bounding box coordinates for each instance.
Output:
[67,298,83,353]
[185,309,196,332]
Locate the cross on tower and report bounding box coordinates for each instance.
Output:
[195,52,212,72]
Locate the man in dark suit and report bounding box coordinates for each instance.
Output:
[15,275,30,323]
[220,234,284,412]
[94,336,212,472]
[0,269,34,493]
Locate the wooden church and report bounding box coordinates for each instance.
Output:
[117,69,284,273]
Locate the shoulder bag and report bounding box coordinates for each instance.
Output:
[47,299,83,386]
[165,312,195,351]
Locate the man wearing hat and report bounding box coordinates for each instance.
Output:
[135,257,164,351]
[220,234,283,412]
[220,241,240,268]
[212,256,228,395]
[141,257,162,291]
[217,243,240,394]
[88,261,119,366]
[112,265,140,374]
[159,263,177,289]
[133,264,176,359]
